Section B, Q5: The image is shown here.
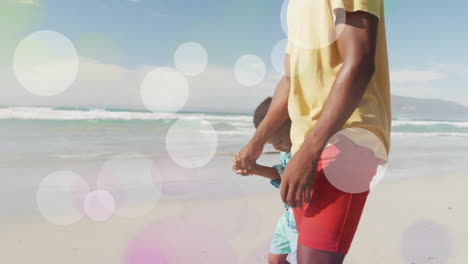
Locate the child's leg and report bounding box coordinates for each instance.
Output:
[268,253,290,264]
[287,227,299,264]
[270,216,293,264]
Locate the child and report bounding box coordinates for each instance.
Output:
[232,97,297,264]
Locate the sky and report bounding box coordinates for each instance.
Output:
[0,0,467,113]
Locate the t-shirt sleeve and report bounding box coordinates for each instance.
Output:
[270,164,284,189]
[339,0,382,20]
[270,179,281,189]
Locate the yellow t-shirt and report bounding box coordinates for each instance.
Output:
[286,0,392,156]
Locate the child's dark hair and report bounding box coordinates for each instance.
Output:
[253,97,273,128]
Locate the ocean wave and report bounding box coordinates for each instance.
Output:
[392,123,468,135]
[0,107,252,122]
[209,130,255,136]
[2,107,467,136]
[392,132,468,137]
[392,120,468,127]
[55,152,114,160]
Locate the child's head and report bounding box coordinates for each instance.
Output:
[253,97,292,153]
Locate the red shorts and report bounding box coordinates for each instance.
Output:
[293,138,378,255]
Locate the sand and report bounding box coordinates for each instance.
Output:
[1,173,466,264]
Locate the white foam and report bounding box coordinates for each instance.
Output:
[392,132,468,137]
[3,107,466,138]
[0,107,252,122]
[392,120,468,127]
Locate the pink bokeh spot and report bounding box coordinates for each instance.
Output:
[125,248,169,264]
[322,129,388,194]
[124,217,237,264]
[84,189,116,222]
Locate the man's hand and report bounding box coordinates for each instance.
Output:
[232,153,253,176]
[280,147,320,208]
[236,141,264,174]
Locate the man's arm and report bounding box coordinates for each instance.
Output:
[280,11,379,207]
[236,55,291,173]
[304,11,378,152]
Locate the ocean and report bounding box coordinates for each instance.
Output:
[1,106,467,218]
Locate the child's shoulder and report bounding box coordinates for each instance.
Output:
[279,152,292,165]
[280,151,291,159]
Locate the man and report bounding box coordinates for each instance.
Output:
[237,0,391,263]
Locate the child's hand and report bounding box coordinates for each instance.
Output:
[232,154,253,176]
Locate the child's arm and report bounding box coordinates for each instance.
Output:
[233,155,280,181]
[250,164,281,181]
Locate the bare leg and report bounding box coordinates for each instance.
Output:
[297,245,345,264]
[268,253,291,264]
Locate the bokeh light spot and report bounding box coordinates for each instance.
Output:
[84,189,116,222]
[124,217,236,264]
[140,67,189,113]
[234,55,266,87]
[271,38,288,75]
[166,119,218,169]
[280,0,289,36]
[97,153,162,218]
[286,0,346,50]
[322,128,388,193]
[0,1,44,63]
[174,42,208,77]
[13,30,79,96]
[36,171,89,225]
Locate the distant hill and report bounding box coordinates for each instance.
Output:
[392,95,468,121]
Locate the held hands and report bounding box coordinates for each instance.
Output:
[280,147,320,208]
[236,140,264,173]
[232,154,253,176]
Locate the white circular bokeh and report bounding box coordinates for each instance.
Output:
[97,153,162,218]
[140,67,189,113]
[174,42,208,76]
[271,38,288,75]
[13,30,79,96]
[280,0,289,36]
[36,171,89,225]
[286,0,346,50]
[84,189,116,222]
[166,119,218,168]
[322,128,388,194]
[234,55,266,87]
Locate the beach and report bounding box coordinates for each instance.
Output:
[1,171,467,263]
[0,107,467,263]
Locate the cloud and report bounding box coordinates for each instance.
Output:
[388,63,468,106]
[0,57,280,113]
[3,58,466,110]
[128,0,141,2]
[390,70,447,84]
[185,66,279,113]
[429,63,468,76]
